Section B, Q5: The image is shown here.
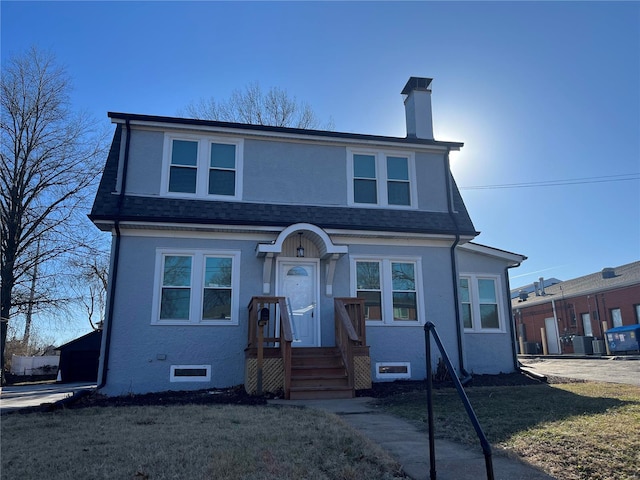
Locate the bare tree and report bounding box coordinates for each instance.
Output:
[183,82,333,130]
[69,247,109,331]
[0,47,105,382]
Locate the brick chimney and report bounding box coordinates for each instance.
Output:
[402,77,434,140]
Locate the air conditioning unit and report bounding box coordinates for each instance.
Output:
[592,340,605,355]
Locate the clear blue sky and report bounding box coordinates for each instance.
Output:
[3,1,639,341]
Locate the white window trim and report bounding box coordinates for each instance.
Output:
[161,133,244,200]
[347,148,417,209]
[350,255,425,326]
[460,273,506,334]
[375,362,412,380]
[152,248,241,326]
[170,365,211,382]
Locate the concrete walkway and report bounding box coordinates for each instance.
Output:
[269,397,555,480]
[0,382,95,413]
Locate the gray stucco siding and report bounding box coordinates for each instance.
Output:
[101,234,263,395]
[243,139,347,205]
[124,129,165,196]
[99,231,518,395]
[118,129,452,215]
[344,243,460,380]
[456,248,517,375]
[463,333,514,374]
[415,152,448,212]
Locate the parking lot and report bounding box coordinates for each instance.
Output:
[519,356,640,386]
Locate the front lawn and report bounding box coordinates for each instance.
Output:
[375,382,640,480]
[1,404,407,480]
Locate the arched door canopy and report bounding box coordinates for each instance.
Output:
[256,223,348,296]
[256,223,348,259]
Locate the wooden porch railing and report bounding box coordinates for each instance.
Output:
[334,298,366,391]
[248,296,293,398]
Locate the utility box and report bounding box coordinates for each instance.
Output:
[592,340,605,355]
[573,336,595,355]
[606,325,640,354]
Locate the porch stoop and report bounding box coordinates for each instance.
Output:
[289,347,354,400]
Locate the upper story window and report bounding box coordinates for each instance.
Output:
[162,134,243,199]
[460,274,505,333]
[348,149,416,208]
[352,256,423,326]
[152,248,241,325]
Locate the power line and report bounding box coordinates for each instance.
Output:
[459,173,640,190]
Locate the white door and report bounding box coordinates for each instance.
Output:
[278,261,319,347]
[544,317,561,354]
[582,313,593,336]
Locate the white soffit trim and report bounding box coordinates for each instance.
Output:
[459,242,526,264]
[94,220,473,246]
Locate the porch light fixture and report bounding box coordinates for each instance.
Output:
[296,233,305,258]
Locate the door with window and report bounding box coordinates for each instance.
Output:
[277,261,319,347]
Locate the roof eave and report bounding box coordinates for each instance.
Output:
[107,112,464,150]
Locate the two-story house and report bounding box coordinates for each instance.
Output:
[90,77,526,399]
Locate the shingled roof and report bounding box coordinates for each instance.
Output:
[89,123,478,236]
[511,261,640,308]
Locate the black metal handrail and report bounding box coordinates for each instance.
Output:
[424,321,494,480]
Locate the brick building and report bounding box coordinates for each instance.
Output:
[511,261,640,355]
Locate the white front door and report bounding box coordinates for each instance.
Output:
[544,317,561,354]
[277,260,319,347]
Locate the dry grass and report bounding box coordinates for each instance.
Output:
[376,382,640,480]
[1,404,407,480]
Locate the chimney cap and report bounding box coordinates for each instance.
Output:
[402,77,433,95]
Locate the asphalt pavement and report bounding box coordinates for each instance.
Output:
[519,355,639,386]
[0,382,95,413]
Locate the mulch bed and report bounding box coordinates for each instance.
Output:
[8,371,547,414]
[358,371,544,398]
[63,371,543,410]
[66,384,268,410]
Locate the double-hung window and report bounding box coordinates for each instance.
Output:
[169,140,199,193]
[459,274,504,332]
[348,149,416,208]
[163,134,243,199]
[353,154,378,204]
[153,249,240,325]
[386,156,411,206]
[353,257,423,325]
